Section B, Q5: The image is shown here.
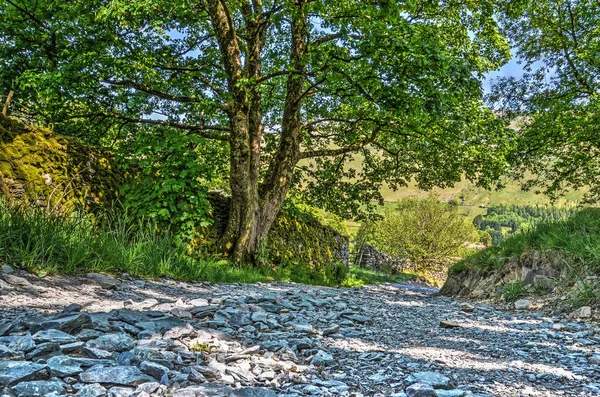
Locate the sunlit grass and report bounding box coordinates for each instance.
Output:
[0,199,415,287]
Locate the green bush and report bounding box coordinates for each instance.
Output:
[503,280,529,302]
[359,195,478,274]
[118,126,228,248]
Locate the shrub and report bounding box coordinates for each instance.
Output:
[359,195,478,274]
[118,126,228,248]
[503,280,529,302]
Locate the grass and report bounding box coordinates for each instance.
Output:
[450,208,600,305]
[451,208,600,274]
[0,200,414,287]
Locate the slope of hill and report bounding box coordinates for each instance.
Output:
[440,208,600,307]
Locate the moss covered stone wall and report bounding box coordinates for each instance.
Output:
[0,114,122,212]
[207,192,349,265]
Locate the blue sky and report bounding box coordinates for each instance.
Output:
[483,57,524,93]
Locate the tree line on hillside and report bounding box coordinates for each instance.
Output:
[0,0,598,265]
[473,205,574,245]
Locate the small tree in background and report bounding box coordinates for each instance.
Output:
[361,195,478,275]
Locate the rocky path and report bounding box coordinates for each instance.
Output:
[1,267,600,397]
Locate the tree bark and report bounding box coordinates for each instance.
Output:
[2,90,14,116]
[205,0,308,263]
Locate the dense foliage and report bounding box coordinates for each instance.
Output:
[0,0,513,261]
[357,196,478,275]
[489,0,600,202]
[474,204,574,245]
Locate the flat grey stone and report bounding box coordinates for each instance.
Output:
[47,355,83,377]
[163,322,195,339]
[172,384,233,397]
[33,329,77,344]
[76,383,107,397]
[406,372,451,389]
[34,313,93,334]
[0,344,23,359]
[231,388,277,397]
[86,334,134,352]
[3,274,30,286]
[12,380,65,396]
[406,383,436,397]
[310,350,334,366]
[8,335,36,353]
[106,387,133,397]
[86,273,118,289]
[79,366,154,386]
[436,390,466,397]
[0,361,48,387]
[139,361,169,379]
[24,342,59,360]
[1,264,14,274]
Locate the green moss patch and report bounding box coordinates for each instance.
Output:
[0,114,123,212]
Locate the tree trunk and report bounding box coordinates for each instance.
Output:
[2,90,14,116]
[207,0,307,263]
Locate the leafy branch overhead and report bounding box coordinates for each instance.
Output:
[1,0,514,260]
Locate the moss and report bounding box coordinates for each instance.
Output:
[0,114,123,212]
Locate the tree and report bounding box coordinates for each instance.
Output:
[359,195,478,272]
[1,0,512,262]
[489,0,600,202]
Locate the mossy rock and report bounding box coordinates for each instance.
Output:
[0,114,123,212]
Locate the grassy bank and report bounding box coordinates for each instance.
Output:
[0,200,413,287]
[451,208,600,274]
[448,208,600,304]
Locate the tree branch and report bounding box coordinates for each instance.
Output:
[104,79,203,103]
[299,128,379,159]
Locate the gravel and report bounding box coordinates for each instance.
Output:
[1,270,600,396]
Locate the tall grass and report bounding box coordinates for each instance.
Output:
[452,208,600,277]
[0,200,411,286]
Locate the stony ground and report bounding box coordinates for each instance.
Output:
[1,267,600,397]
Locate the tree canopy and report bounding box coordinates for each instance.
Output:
[489,0,600,202]
[1,0,513,261]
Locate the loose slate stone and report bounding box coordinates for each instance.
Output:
[139,361,169,379]
[34,313,93,334]
[514,299,531,310]
[436,390,466,397]
[33,329,78,344]
[3,274,30,286]
[406,383,436,397]
[12,380,65,396]
[79,366,154,386]
[173,384,234,397]
[311,350,334,366]
[83,346,114,360]
[47,355,83,377]
[0,361,48,387]
[231,387,277,397]
[0,344,23,359]
[440,320,461,329]
[86,334,135,352]
[9,334,36,353]
[76,383,107,397]
[406,372,452,389]
[86,273,118,289]
[106,386,134,397]
[163,322,195,339]
[24,342,59,360]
